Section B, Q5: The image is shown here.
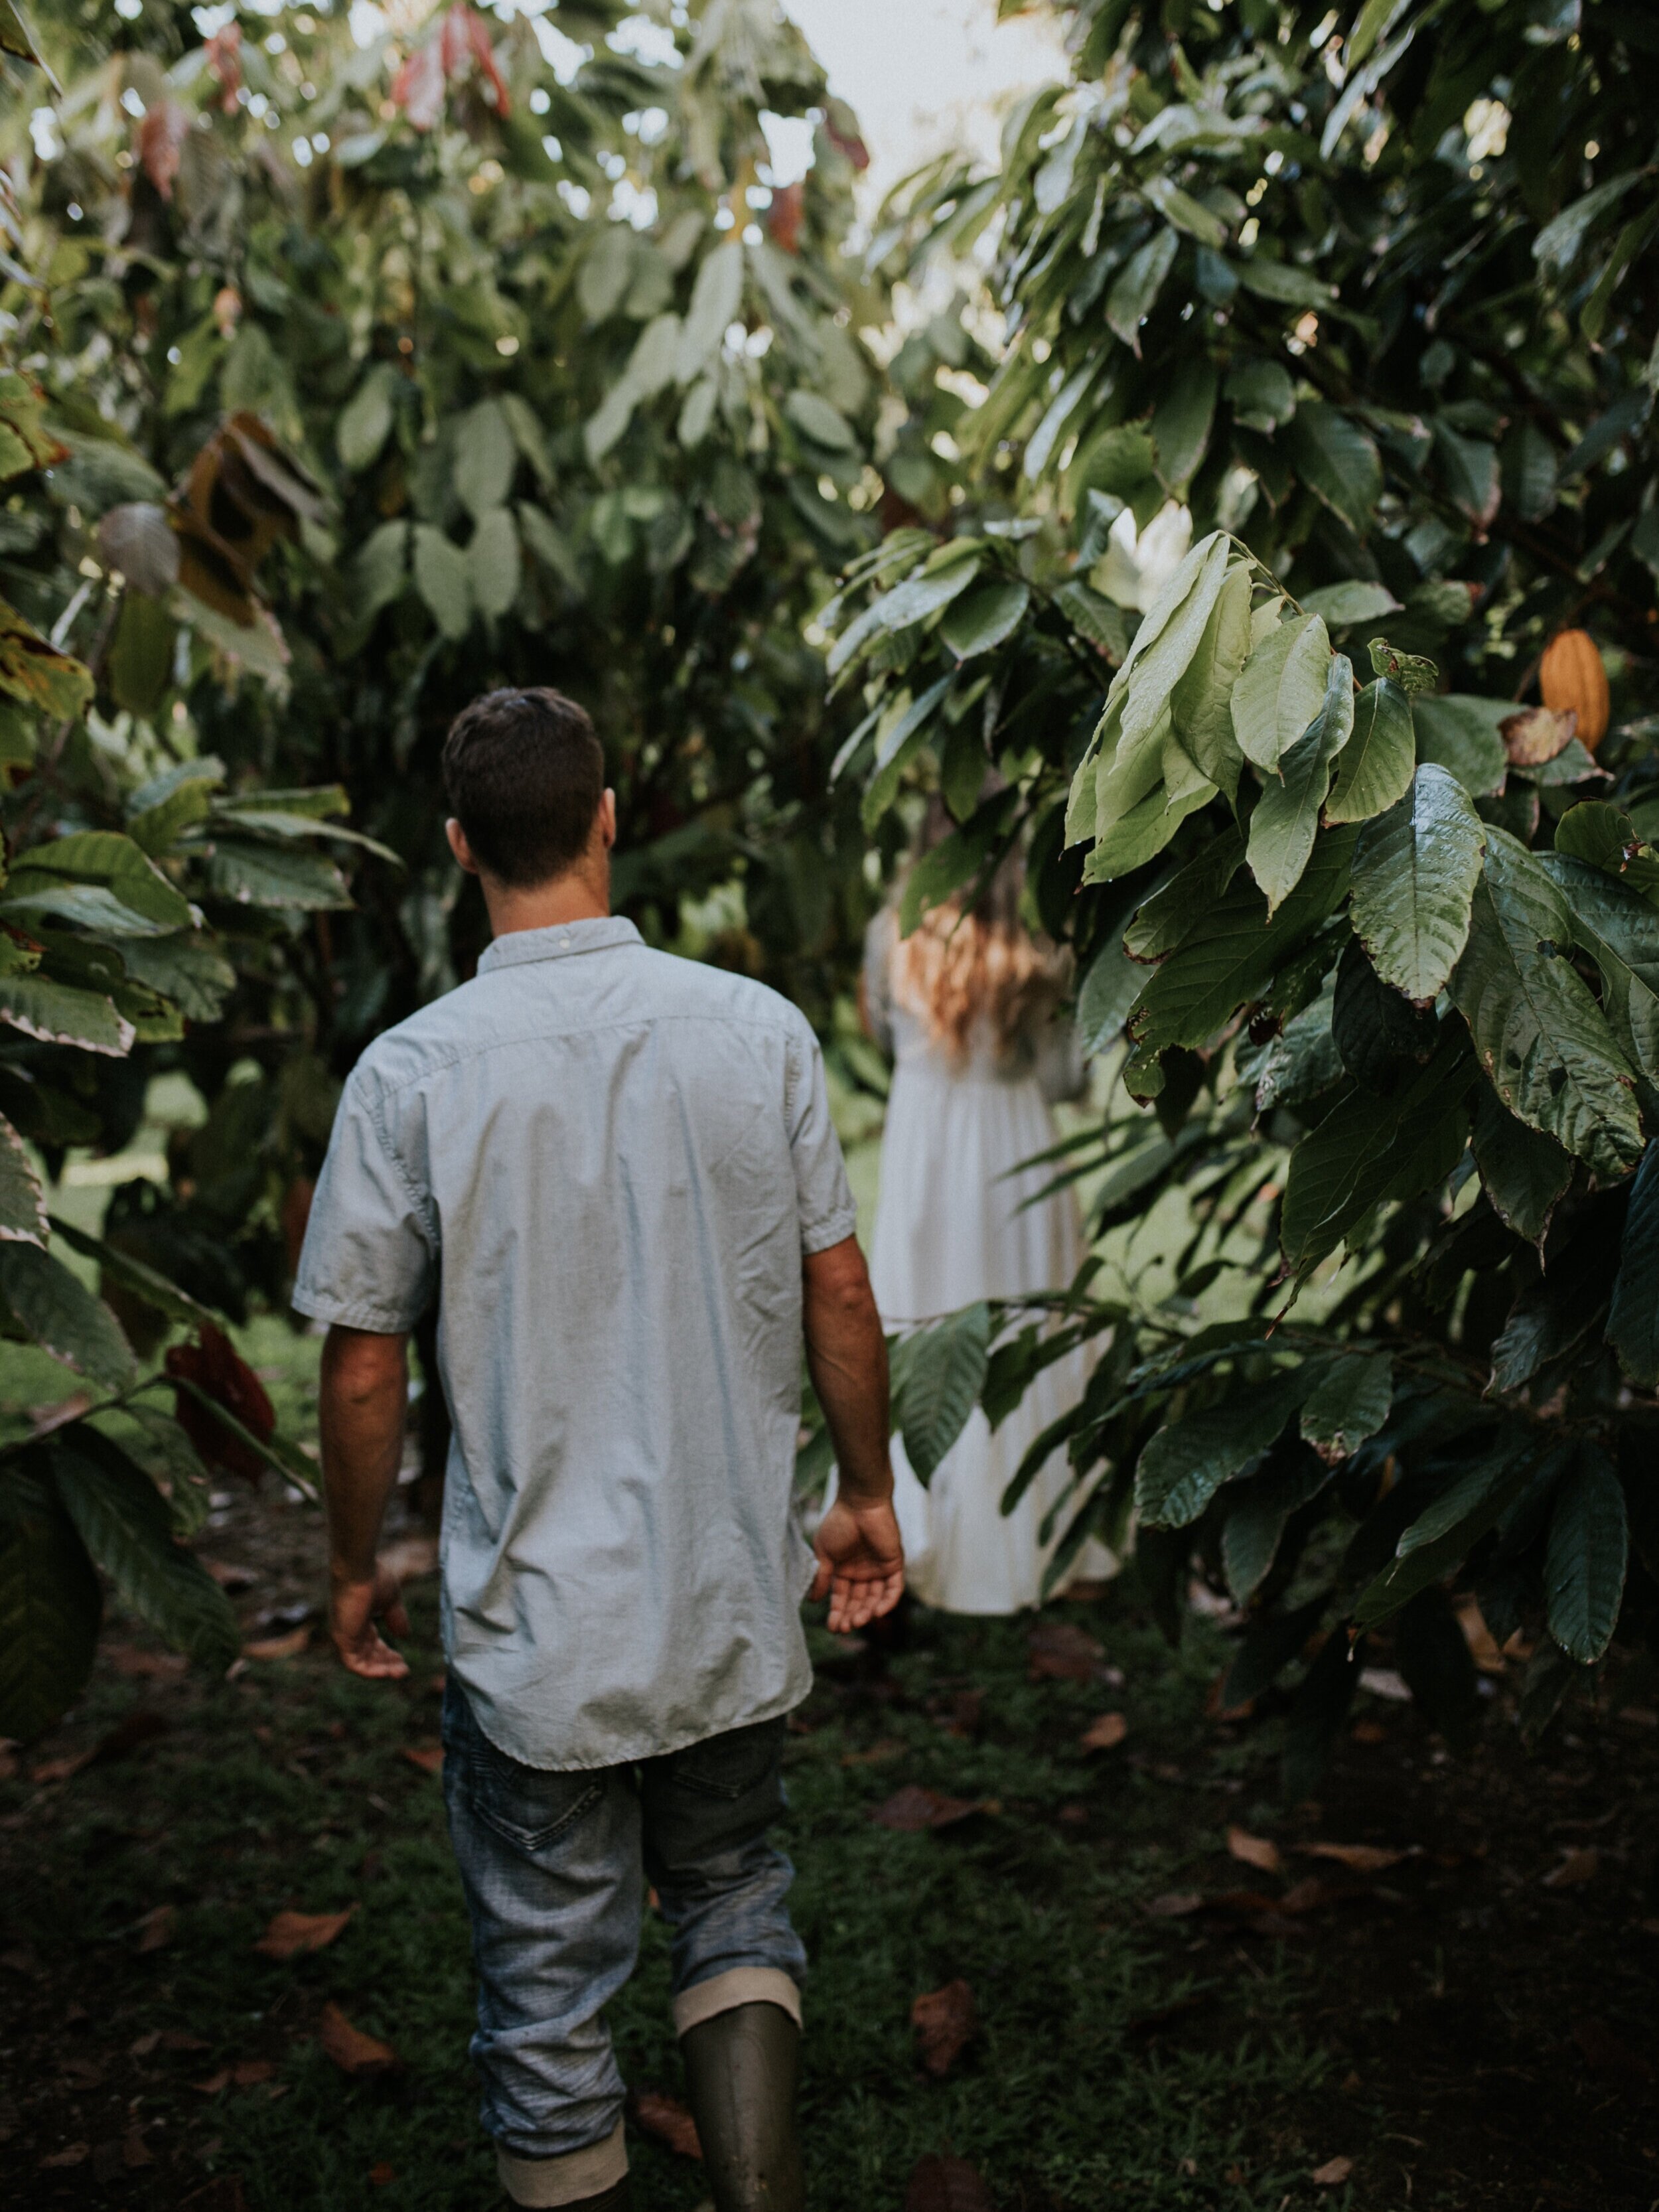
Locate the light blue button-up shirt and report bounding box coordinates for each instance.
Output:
[293,917,857,1770]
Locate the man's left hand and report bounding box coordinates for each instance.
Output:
[330,1558,411,1680]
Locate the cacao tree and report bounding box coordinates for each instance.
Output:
[828,0,1659,1786]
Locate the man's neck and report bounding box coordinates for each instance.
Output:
[481,867,610,939]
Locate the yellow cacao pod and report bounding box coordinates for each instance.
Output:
[1540,628,1610,751]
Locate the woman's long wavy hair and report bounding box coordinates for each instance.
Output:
[890,800,1068,1065]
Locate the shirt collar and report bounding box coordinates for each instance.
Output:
[476,916,643,974]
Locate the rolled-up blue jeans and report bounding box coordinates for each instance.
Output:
[441,1677,806,2201]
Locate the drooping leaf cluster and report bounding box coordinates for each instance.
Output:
[827,0,1659,1782]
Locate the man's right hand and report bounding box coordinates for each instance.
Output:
[329,1558,411,1680]
[810,1495,904,1633]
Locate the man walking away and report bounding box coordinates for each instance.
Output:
[293,687,903,2211]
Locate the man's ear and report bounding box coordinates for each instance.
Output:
[597,789,617,852]
[446,818,480,875]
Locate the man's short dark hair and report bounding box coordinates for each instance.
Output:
[442,687,605,887]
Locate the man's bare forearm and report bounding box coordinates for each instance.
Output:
[802,1236,892,1504]
[319,1325,410,1584]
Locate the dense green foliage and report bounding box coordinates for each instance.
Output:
[832,0,1659,1785]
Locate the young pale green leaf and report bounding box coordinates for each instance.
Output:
[1129,828,1355,1054]
[0,976,133,1057]
[898,1301,991,1482]
[1350,764,1486,1004]
[1609,1142,1659,1387]
[53,1434,239,1669]
[1231,611,1331,772]
[785,390,856,453]
[1450,832,1645,1181]
[413,524,472,640]
[1283,403,1382,534]
[1246,651,1354,914]
[1281,1029,1477,1275]
[1081,782,1212,885]
[939,579,1030,662]
[336,361,399,473]
[1544,1445,1627,1665]
[1325,677,1413,825]
[1299,1353,1394,1464]
[469,506,521,623]
[0,1244,135,1392]
[860,676,954,834]
[828,555,980,681]
[1470,1083,1573,1248]
[0,1113,44,1247]
[1121,534,1232,747]
[1300,581,1402,627]
[1540,852,1659,1093]
[0,1455,101,1742]
[1411,694,1508,796]
[675,241,745,384]
[1106,228,1178,350]
[453,398,517,521]
[1134,1367,1309,1530]
[1169,559,1252,802]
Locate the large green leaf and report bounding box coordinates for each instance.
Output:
[1349,765,1486,1004]
[1076,932,1143,1057]
[1299,1353,1393,1464]
[52,1433,239,1669]
[117,932,238,1022]
[5,830,196,934]
[1354,1446,1537,1629]
[0,975,133,1055]
[1231,611,1330,773]
[828,552,980,680]
[1282,403,1382,534]
[1609,1142,1659,1387]
[453,398,516,520]
[1324,678,1413,825]
[1168,559,1251,800]
[675,240,745,385]
[413,523,472,640]
[897,1302,991,1481]
[0,1110,45,1246]
[1220,1449,1331,1604]
[1129,828,1354,1053]
[206,840,352,911]
[939,579,1030,662]
[50,1214,223,1334]
[0,1243,136,1392]
[1449,831,1644,1180]
[1151,356,1217,487]
[1411,694,1508,797]
[336,362,399,471]
[1544,1445,1627,1665]
[1124,828,1244,960]
[1470,1082,1573,1248]
[1106,227,1178,349]
[1301,581,1401,627]
[1134,1366,1309,1529]
[1281,1028,1478,1274]
[1119,534,1232,749]
[1541,853,1659,1094]
[0,1455,101,1741]
[469,506,522,622]
[1246,651,1354,915]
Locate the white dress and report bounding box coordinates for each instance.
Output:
[861,912,1119,1614]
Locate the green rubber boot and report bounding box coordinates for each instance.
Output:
[680,2002,806,2212]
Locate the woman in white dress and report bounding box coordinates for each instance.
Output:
[860,833,1119,1614]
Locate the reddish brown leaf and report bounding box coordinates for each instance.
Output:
[1500,703,1575,766]
[1543,1846,1599,1889]
[30,1749,94,1785]
[254,1906,357,1960]
[400,1744,444,1775]
[911,1978,975,2076]
[317,2002,398,2075]
[1227,1825,1282,1874]
[123,2126,156,2169]
[628,2089,703,2159]
[1299,1841,1408,1874]
[38,2144,90,2170]
[1026,1621,1104,1682]
[839,1737,905,1768]
[368,2164,397,2189]
[390,40,446,129]
[903,2153,995,2211]
[768,181,804,254]
[200,1558,259,1592]
[205,22,242,111]
[872,1785,984,1832]
[166,1323,275,1483]
[1080,1710,1127,1752]
[1279,1878,1332,1914]
[1350,1720,1389,1744]
[105,1645,188,1680]
[1311,2156,1354,2186]
[245,1627,311,1662]
[135,1904,177,1954]
[137,99,190,201]
[1144,1891,1204,1918]
[129,2030,163,2058]
[192,2070,232,2095]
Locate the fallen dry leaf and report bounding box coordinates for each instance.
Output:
[911,1978,976,2077]
[1311,2156,1354,2186]
[200,1558,259,1591]
[105,1645,189,1680]
[1350,1720,1388,1744]
[1227,1826,1282,1874]
[192,2063,271,2094]
[1299,1841,1409,1874]
[1500,702,1575,765]
[30,1749,93,1785]
[1571,2015,1654,2087]
[38,2143,90,2170]
[1026,1621,1105,1682]
[123,2126,156,2169]
[254,1905,357,1960]
[129,2030,163,2059]
[368,2162,397,2187]
[1145,1891,1204,1918]
[399,1744,443,1775]
[839,1738,906,1767]
[1279,1878,1332,1914]
[317,2001,397,2075]
[872,1785,985,1832]
[244,1625,311,1662]
[628,2089,702,2159]
[1080,1711,1128,1752]
[904,2152,996,2211]
[1543,1846,1599,1889]
[135,1904,177,1954]
[1454,1595,1505,1675]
